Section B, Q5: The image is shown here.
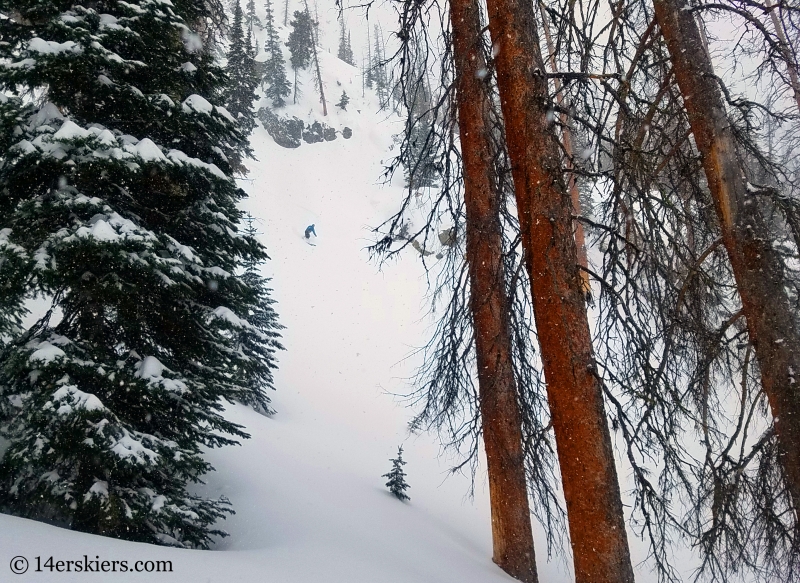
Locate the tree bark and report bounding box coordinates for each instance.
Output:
[481,0,635,581]
[537,1,591,296]
[449,0,538,580]
[653,0,800,518]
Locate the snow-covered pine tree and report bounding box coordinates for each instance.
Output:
[245,0,261,33]
[372,25,389,109]
[337,20,355,66]
[263,0,291,107]
[403,46,438,190]
[0,0,277,547]
[237,215,284,415]
[336,91,350,111]
[226,1,259,137]
[383,447,410,501]
[287,9,313,104]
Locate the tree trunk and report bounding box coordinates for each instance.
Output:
[450,0,538,580]
[653,0,800,518]
[537,1,591,296]
[481,0,636,581]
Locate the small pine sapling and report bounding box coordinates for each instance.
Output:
[336,91,350,111]
[383,446,411,501]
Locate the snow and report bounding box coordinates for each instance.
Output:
[53,120,90,141]
[136,356,165,380]
[110,433,159,464]
[28,341,66,365]
[52,385,105,414]
[182,94,214,115]
[135,138,167,162]
[27,37,80,55]
[212,306,246,328]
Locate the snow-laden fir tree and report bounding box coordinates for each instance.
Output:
[402,49,438,190]
[0,0,278,548]
[245,0,260,34]
[263,0,291,107]
[383,447,410,501]
[337,20,355,66]
[287,10,313,104]
[226,1,260,138]
[237,214,284,415]
[371,25,389,109]
[336,91,350,111]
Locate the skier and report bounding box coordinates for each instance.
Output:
[304,224,317,239]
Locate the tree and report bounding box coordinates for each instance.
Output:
[238,215,284,415]
[245,0,260,34]
[653,0,800,541]
[383,447,410,501]
[263,0,291,107]
[447,0,539,578]
[481,0,636,579]
[336,91,350,111]
[337,20,355,66]
[372,25,389,109]
[0,0,273,547]
[301,0,327,116]
[287,9,313,103]
[226,1,259,137]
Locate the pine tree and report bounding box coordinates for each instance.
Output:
[0,0,276,547]
[336,91,350,111]
[383,447,410,501]
[337,20,355,66]
[238,215,284,415]
[263,0,291,107]
[226,1,260,137]
[372,26,389,109]
[246,0,261,34]
[301,0,327,116]
[365,27,374,89]
[287,10,313,103]
[403,49,438,190]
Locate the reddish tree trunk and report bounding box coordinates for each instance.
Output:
[481,0,635,581]
[653,0,800,517]
[449,0,538,580]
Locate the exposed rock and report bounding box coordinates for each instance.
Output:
[258,107,302,149]
[257,107,352,149]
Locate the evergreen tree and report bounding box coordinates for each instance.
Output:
[365,28,374,89]
[226,1,259,137]
[0,0,277,547]
[263,0,292,107]
[246,0,261,34]
[337,20,355,66]
[238,215,284,415]
[287,10,314,104]
[403,49,438,190]
[336,91,350,111]
[372,25,389,108]
[383,447,410,501]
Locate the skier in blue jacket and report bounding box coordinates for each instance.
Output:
[304,224,317,239]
